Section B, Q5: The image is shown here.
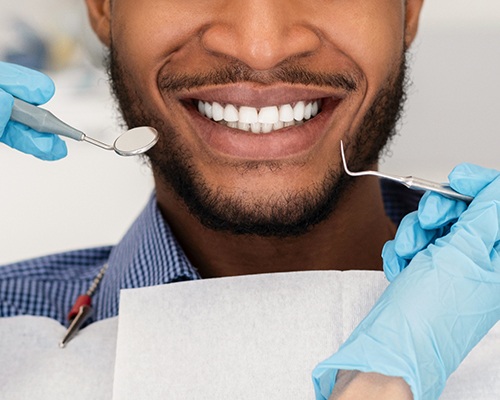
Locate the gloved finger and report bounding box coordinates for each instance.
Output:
[439,191,500,270]
[382,240,409,282]
[393,211,447,258]
[468,173,500,205]
[0,62,55,105]
[0,89,14,134]
[417,191,466,229]
[438,213,497,272]
[1,121,67,161]
[312,364,338,400]
[449,163,500,197]
[382,211,451,281]
[417,163,499,230]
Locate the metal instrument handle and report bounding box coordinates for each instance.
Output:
[11,98,85,141]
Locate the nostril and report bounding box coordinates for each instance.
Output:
[200,22,321,72]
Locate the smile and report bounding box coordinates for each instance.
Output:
[196,100,322,134]
[176,84,345,160]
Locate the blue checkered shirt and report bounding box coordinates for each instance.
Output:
[0,180,421,326]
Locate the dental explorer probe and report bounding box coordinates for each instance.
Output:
[340,141,474,204]
[10,98,158,156]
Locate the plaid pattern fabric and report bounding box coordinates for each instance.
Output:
[0,182,421,326]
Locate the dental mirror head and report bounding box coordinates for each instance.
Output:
[113,127,159,156]
[82,126,159,156]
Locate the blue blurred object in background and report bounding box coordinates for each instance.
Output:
[4,20,49,70]
[0,0,105,72]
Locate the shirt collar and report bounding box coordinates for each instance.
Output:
[96,193,200,319]
[95,182,421,319]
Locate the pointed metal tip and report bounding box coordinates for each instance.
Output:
[58,305,93,349]
[339,140,388,179]
[340,140,354,176]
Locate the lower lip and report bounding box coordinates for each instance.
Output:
[184,98,340,160]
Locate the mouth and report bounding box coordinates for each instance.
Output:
[195,99,322,134]
[176,85,346,160]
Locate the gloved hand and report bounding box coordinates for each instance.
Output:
[0,61,67,160]
[383,163,500,281]
[313,163,500,400]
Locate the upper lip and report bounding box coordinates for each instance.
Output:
[176,83,347,108]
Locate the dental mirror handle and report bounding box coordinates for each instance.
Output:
[11,98,85,141]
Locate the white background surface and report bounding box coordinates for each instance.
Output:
[0,1,499,264]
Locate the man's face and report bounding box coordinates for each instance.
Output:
[89,0,423,236]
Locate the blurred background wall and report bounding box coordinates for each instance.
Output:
[0,1,499,264]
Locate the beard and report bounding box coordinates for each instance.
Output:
[108,47,408,238]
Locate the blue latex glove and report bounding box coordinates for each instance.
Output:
[313,163,500,400]
[0,61,67,160]
[383,163,500,281]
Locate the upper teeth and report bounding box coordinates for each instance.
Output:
[197,100,321,133]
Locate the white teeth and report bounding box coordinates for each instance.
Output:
[198,101,205,115]
[205,102,213,119]
[238,122,251,131]
[196,99,322,134]
[223,104,239,122]
[293,101,305,121]
[251,123,261,134]
[279,104,294,122]
[311,101,319,117]
[273,121,284,130]
[258,106,279,124]
[239,106,259,124]
[212,102,224,121]
[304,103,312,120]
[261,123,273,134]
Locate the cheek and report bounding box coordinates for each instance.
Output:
[317,2,405,86]
[110,1,211,78]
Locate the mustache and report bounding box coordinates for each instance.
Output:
[159,63,359,93]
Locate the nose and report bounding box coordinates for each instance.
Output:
[201,0,321,71]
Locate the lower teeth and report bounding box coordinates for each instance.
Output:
[212,118,308,134]
[217,118,306,133]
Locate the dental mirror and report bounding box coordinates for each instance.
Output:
[11,98,159,157]
[113,127,159,156]
[90,126,159,156]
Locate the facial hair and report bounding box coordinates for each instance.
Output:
[108,48,408,238]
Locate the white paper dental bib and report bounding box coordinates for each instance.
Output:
[1,271,499,399]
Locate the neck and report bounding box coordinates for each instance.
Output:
[155,175,396,278]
